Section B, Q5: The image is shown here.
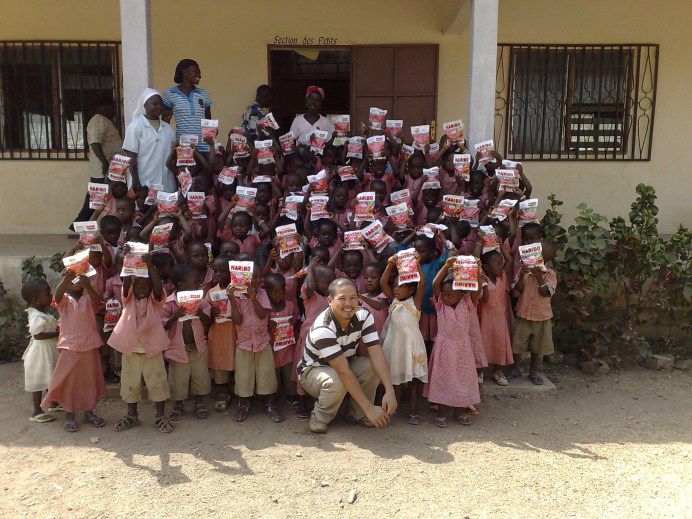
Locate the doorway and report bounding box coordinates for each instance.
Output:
[268,47,351,131]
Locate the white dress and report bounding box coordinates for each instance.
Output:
[22,308,59,392]
[381,297,428,385]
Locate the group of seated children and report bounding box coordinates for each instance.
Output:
[21,99,557,432]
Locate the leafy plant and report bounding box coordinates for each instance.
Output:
[540,193,568,252]
[21,256,46,284]
[49,252,65,274]
[0,279,28,362]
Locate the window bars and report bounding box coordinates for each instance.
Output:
[494,44,658,161]
[0,40,123,160]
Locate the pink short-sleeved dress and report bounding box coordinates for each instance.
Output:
[423,294,481,408]
[206,283,236,372]
[478,273,514,366]
[466,295,488,369]
[292,284,329,394]
[261,294,299,369]
[358,292,389,356]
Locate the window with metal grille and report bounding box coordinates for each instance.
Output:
[0,41,123,160]
[494,44,658,161]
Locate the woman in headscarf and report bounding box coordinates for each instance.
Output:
[161,59,213,154]
[289,85,334,147]
[122,88,176,193]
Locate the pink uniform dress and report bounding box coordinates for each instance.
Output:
[104,275,123,305]
[479,273,514,366]
[41,294,106,413]
[423,294,481,409]
[260,293,299,369]
[108,288,169,356]
[467,295,488,369]
[205,283,236,373]
[273,266,299,305]
[440,171,458,195]
[292,284,329,394]
[358,292,389,356]
[162,292,211,362]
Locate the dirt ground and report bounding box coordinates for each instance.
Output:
[0,362,689,518]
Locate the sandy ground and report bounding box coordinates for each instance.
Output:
[0,362,689,518]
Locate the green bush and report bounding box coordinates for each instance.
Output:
[542,184,691,364]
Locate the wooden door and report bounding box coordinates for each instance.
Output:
[351,45,438,141]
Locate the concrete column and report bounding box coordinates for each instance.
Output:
[466,0,499,155]
[119,0,153,123]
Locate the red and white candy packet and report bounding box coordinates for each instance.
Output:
[144,186,158,206]
[354,192,376,223]
[218,166,238,185]
[208,289,229,323]
[346,136,364,159]
[390,188,414,215]
[271,316,296,351]
[343,230,366,251]
[309,195,330,221]
[366,135,386,160]
[386,202,411,230]
[121,241,149,277]
[281,195,304,221]
[200,119,218,139]
[474,140,495,166]
[309,130,328,155]
[186,191,206,219]
[368,107,387,130]
[276,223,302,258]
[453,153,471,181]
[495,168,520,192]
[176,145,196,167]
[73,221,101,251]
[442,195,465,219]
[480,225,500,253]
[150,223,173,250]
[396,248,420,284]
[363,220,394,253]
[443,119,464,144]
[255,139,275,164]
[234,186,257,214]
[519,242,545,270]
[177,168,193,196]
[177,290,204,321]
[307,170,329,195]
[338,165,357,182]
[453,255,479,291]
[230,132,250,159]
[107,154,130,183]
[460,199,480,227]
[386,120,403,142]
[333,115,350,136]
[157,191,179,215]
[62,249,97,279]
[229,260,254,296]
[518,198,539,226]
[411,125,430,150]
[103,299,122,332]
[490,198,517,221]
[258,112,279,132]
[88,182,108,210]
[279,132,296,155]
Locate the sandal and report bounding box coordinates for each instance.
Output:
[46,405,64,413]
[493,371,509,386]
[466,405,479,416]
[114,415,141,432]
[528,373,545,385]
[194,403,209,419]
[214,398,229,412]
[434,416,449,428]
[266,406,285,423]
[169,404,185,421]
[29,413,55,423]
[296,408,310,420]
[84,413,106,428]
[64,420,78,433]
[455,412,472,426]
[234,404,250,422]
[407,414,423,426]
[505,368,522,380]
[155,416,174,433]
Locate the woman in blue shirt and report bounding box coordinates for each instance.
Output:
[161,59,213,153]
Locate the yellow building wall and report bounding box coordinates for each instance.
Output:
[0,0,690,234]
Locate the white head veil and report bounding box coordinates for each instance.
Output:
[132,88,161,123]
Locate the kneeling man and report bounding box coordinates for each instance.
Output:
[298,278,397,433]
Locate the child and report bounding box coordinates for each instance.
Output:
[217,208,263,257]
[512,243,557,385]
[263,248,303,305]
[357,263,389,342]
[41,272,106,432]
[187,241,215,293]
[261,273,299,406]
[151,252,176,294]
[226,269,284,423]
[206,256,236,411]
[423,256,482,427]
[305,218,342,258]
[21,280,59,423]
[163,264,212,420]
[379,254,428,425]
[293,260,335,418]
[479,245,515,386]
[108,252,173,433]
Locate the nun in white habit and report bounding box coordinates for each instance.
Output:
[122,88,177,193]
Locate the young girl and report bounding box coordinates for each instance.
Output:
[226,269,284,423]
[379,254,428,425]
[423,256,482,427]
[163,264,212,420]
[261,273,299,406]
[21,280,59,423]
[357,263,389,354]
[41,272,106,432]
[293,259,335,418]
[263,248,303,306]
[108,252,173,433]
[206,256,236,411]
[479,245,514,386]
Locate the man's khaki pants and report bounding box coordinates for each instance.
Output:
[299,357,379,425]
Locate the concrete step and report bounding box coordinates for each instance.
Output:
[480,374,556,397]
[0,234,73,298]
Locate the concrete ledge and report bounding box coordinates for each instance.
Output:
[481,375,556,398]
